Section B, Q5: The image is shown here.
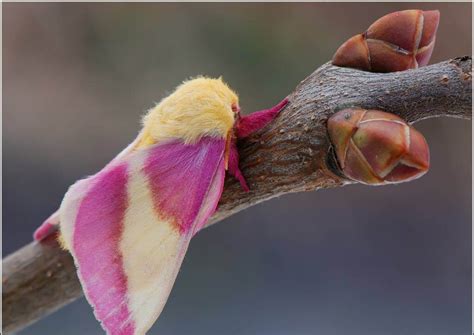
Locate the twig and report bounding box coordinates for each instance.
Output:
[3,57,471,334]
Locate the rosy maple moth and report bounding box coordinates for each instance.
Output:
[34,77,288,335]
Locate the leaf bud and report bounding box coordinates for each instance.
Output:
[332,10,440,72]
[327,109,430,185]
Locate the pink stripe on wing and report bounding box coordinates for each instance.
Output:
[33,221,57,241]
[192,159,226,235]
[34,211,60,241]
[144,137,226,234]
[73,163,135,335]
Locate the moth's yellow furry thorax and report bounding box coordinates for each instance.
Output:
[139,77,239,147]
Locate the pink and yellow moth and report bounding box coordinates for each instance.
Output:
[34,77,288,335]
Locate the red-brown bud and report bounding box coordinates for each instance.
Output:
[332,10,440,72]
[327,109,430,185]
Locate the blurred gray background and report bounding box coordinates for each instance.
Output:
[3,3,471,335]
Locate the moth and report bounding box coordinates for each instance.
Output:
[34,77,288,335]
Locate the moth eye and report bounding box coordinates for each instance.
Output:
[231,103,240,113]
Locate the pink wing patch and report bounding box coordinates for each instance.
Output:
[61,137,226,335]
[144,137,226,234]
[33,211,60,241]
[73,163,133,334]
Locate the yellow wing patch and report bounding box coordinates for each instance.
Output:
[120,156,191,334]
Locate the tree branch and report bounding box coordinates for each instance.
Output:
[3,57,471,334]
[212,56,472,225]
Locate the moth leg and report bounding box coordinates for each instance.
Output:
[228,142,249,192]
[33,210,60,241]
[236,98,289,138]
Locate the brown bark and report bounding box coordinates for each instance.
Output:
[3,57,471,334]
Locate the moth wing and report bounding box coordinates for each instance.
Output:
[59,137,226,335]
[34,130,146,241]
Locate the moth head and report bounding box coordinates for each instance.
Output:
[140,77,240,146]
